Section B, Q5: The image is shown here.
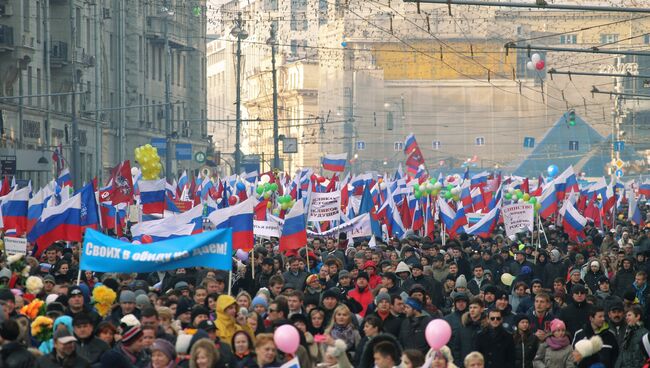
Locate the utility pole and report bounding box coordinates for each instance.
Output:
[93,2,102,182]
[267,24,279,170]
[163,4,174,182]
[231,13,247,175]
[612,56,624,167]
[70,0,80,189]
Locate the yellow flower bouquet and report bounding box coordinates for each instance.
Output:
[92,285,117,317]
[31,315,54,341]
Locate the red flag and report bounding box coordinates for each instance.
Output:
[522,178,529,194]
[255,198,269,221]
[0,177,10,196]
[106,160,134,205]
[325,174,338,193]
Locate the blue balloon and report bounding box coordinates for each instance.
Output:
[236,182,246,191]
[547,164,559,177]
[341,41,347,47]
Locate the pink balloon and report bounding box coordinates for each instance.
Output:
[274,324,300,354]
[425,319,452,350]
[535,60,545,70]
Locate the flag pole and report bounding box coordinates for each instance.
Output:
[228,269,233,296]
[76,269,82,286]
[441,223,446,246]
[251,246,255,280]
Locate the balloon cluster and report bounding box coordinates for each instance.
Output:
[134,144,162,180]
[255,182,279,199]
[277,195,295,210]
[526,53,545,71]
[505,188,542,212]
[413,180,443,199]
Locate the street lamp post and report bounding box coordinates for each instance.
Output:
[231,13,248,174]
[267,24,279,170]
[162,4,174,182]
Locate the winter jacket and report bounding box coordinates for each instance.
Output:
[543,260,568,289]
[612,267,635,298]
[532,341,574,368]
[615,324,649,368]
[411,274,444,308]
[467,277,489,296]
[282,269,310,291]
[514,331,539,368]
[558,300,591,337]
[100,344,149,368]
[36,351,90,368]
[398,314,433,353]
[578,354,605,368]
[75,336,110,365]
[348,286,373,317]
[367,311,403,337]
[526,310,555,333]
[216,295,254,346]
[584,269,606,294]
[572,323,620,368]
[474,325,515,368]
[450,312,485,368]
[0,341,36,368]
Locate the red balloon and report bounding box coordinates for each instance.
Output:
[317,176,326,183]
[535,60,545,70]
[141,234,153,244]
[228,195,239,206]
[310,174,317,181]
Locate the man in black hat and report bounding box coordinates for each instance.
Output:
[256,257,275,289]
[380,272,401,295]
[197,319,235,367]
[558,284,591,338]
[73,313,109,365]
[37,329,90,368]
[444,292,469,335]
[0,319,35,367]
[606,301,626,348]
[594,276,622,311]
[410,262,444,308]
[101,324,148,368]
[66,286,100,327]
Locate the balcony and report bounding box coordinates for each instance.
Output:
[50,41,69,67]
[146,16,187,49]
[0,25,13,52]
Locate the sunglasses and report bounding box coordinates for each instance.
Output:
[489,316,502,321]
[269,308,278,312]
[574,291,586,295]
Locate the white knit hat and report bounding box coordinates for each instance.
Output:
[574,335,603,358]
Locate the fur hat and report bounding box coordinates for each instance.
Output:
[550,319,565,333]
[574,335,603,358]
[326,339,348,358]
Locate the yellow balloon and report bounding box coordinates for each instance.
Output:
[145,144,152,149]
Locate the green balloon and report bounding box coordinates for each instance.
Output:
[505,193,512,200]
[256,186,264,195]
[446,184,454,191]
[516,191,524,199]
[264,183,271,191]
[263,192,271,199]
[414,190,422,199]
[270,183,278,191]
[444,191,452,200]
[528,197,537,204]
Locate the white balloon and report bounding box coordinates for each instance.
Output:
[451,187,460,195]
[526,61,535,71]
[531,53,541,63]
[426,183,434,191]
[260,174,270,184]
[433,182,442,189]
[379,182,387,190]
[518,198,525,203]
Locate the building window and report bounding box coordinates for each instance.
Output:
[290,40,298,56]
[432,140,441,150]
[645,34,650,44]
[475,137,485,146]
[36,1,41,43]
[569,140,579,151]
[600,34,619,44]
[394,142,404,151]
[75,7,81,47]
[386,111,394,131]
[23,1,30,32]
[559,34,577,44]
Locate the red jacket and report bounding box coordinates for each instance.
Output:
[348,286,374,317]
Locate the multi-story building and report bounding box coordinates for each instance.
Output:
[0,0,208,188]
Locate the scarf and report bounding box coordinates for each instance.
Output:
[546,336,570,350]
[330,324,356,348]
[633,282,647,305]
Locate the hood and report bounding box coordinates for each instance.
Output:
[216,294,237,315]
[461,311,486,328]
[395,261,411,275]
[54,315,73,333]
[550,249,561,263]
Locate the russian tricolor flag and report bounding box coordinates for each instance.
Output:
[139,179,166,214]
[560,201,587,240]
[539,181,558,219]
[178,170,189,194]
[28,186,53,233]
[639,181,650,198]
[28,193,83,256]
[131,217,194,242]
[404,133,417,154]
[56,168,73,188]
[628,194,644,227]
[1,186,30,236]
[470,171,490,188]
[321,153,347,172]
[465,199,501,238]
[279,198,307,251]
[208,197,255,250]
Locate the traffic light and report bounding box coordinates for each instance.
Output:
[568,110,576,126]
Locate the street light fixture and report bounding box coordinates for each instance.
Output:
[266,24,279,170]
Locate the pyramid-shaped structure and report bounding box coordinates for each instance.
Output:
[512,112,606,177]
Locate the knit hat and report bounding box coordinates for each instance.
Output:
[0,320,20,341]
[455,275,468,289]
[135,294,151,308]
[121,325,143,345]
[151,338,176,361]
[338,270,350,279]
[574,335,603,358]
[191,306,209,322]
[322,288,341,301]
[571,284,587,294]
[306,274,319,285]
[590,261,600,268]
[175,298,192,318]
[356,271,369,281]
[550,249,561,262]
[395,261,411,274]
[405,297,423,312]
[570,269,581,277]
[376,292,391,304]
[550,319,566,333]
[452,291,469,302]
[120,314,141,328]
[119,290,136,303]
[251,295,268,308]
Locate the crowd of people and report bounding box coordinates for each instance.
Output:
[2,220,650,368]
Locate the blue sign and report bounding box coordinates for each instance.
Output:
[614,141,625,152]
[523,137,535,148]
[176,143,192,161]
[356,141,366,150]
[615,169,624,178]
[80,228,233,273]
[151,138,166,156]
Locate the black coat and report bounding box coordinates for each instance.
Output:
[612,267,635,298]
[398,314,433,353]
[474,326,516,368]
[75,336,110,365]
[100,344,149,368]
[35,351,90,368]
[572,324,619,368]
[513,331,539,368]
[558,300,591,338]
[450,313,484,368]
[544,260,568,289]
[0,341,36,368]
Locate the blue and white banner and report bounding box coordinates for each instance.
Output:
[80,228,232,273]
